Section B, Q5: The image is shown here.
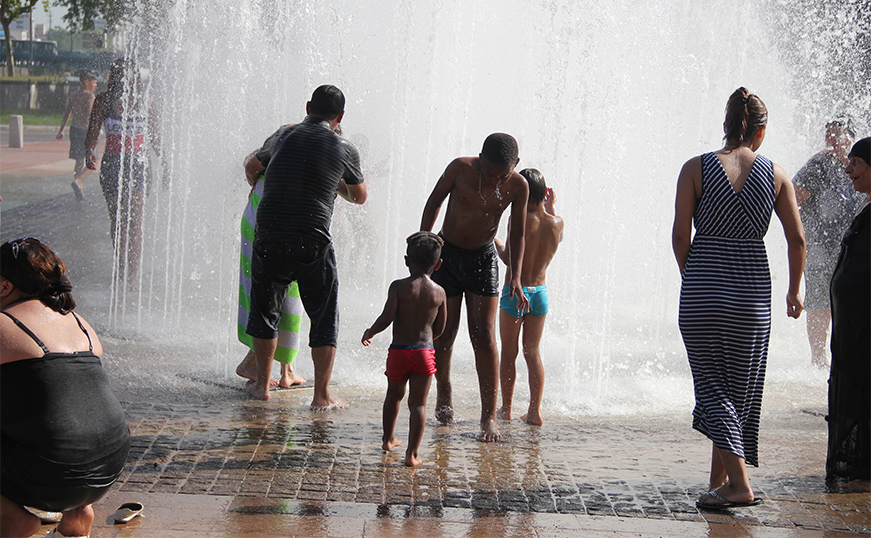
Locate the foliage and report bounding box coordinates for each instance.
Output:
[0,0,39,27]
[51,0,126,32]
[1,0,41,75]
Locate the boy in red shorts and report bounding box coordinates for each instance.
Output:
[362,232,447,466]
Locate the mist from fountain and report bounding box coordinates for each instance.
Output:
[89,0,869,417]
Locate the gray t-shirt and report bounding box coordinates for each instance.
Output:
[254,116,364,245]
[794,152,864,259]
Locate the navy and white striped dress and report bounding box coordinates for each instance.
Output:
[679,152,776,467]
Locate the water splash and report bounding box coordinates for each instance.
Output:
[98,0,869,415]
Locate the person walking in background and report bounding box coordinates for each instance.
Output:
[0,238,131,538]
[672,87,806,509]
[495,168,564,426]
[362,232,447,467]
[56,71,98,201]
[244,85,366,406]
[826,136,870,493]
[793,120,861,368]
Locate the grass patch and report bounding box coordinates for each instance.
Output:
[1,109,65,126]
[0,75,67,83]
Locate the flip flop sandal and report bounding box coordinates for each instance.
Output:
[46,527,88,537]
[25,507,63,523]
[696,489,763,510]
[112,502,144,523]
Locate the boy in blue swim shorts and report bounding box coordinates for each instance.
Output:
[362,232,447,466]
[495,168,564,426]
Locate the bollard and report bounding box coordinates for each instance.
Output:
[9,115,24,148]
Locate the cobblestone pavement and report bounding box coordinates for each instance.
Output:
[106,388,868,534]
[3,132,870,537]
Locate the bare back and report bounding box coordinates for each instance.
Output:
[517,205,563,286]
[714,147,761,194]
[68,89,96,129]
[390,275,447,346]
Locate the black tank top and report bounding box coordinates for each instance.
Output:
[1,311,130,470]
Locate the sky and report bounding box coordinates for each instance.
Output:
[30,4,68,29]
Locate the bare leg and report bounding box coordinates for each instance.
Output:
[72,158,93,188]
[382,379,406,452]
[405,374,432,466]
[498,311,523,421]
[110,190,145,288]
[123,192,146,286]
[806,308,831,368]
[434,296,463,424]
[0,495,41,538]
[467,293,501,442]
[519,314,547,426]
[698,445,755,505]
[310,345,347,409]
[708,444,728,491]
[278,362,306,387]
[56,505,94,537]
[245,336,275,400]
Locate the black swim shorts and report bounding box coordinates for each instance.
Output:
[431,236,500,298]
[68,127,88,160]
[247,235,339,348]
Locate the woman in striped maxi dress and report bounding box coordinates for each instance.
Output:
[672,87,806,509]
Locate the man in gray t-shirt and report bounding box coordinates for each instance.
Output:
[794,120,862,368]
[243,85,367,405]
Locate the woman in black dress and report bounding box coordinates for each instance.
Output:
[0,238,131,537]
[827,137,870,492]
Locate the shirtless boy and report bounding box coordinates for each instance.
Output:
[495,169,564,426]
[420,133,529,442]
[57,71,98,201]
[362,232,447,466]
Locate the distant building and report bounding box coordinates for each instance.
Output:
[6,14,47,40]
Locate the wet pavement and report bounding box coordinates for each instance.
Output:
[2,129,869,537]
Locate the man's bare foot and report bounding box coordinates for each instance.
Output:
[310,394,348,411]
[497,406,512,421]
[236,355,279,386]
[435,405,454,424]
[382,437,402,452]
[844,479,871,492]
[235,352,257,381]
[278,364,305,388]
[520,411,543,426]
[404,453,422,467]
[244,379,270,401]
[479,418,502,442]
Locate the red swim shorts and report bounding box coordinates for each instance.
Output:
[385,345,437,383]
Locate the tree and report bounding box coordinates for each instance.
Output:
[49,0,125,32]
[1,0,40,76]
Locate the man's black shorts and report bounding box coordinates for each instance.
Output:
[431,236,500,298]
[246,236,339,347]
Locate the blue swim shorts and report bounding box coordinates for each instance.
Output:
[500,285,549,318]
